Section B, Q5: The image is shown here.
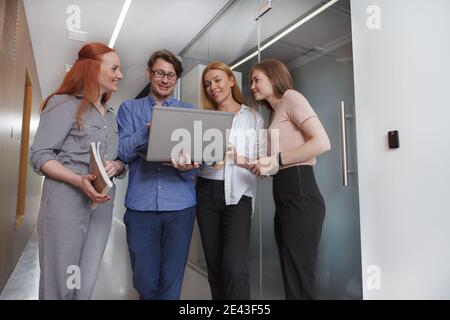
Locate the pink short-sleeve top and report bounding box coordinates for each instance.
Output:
[268,89,317,167]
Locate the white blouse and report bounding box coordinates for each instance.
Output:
[198,105,266,209]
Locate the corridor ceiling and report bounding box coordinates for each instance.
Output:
[23,0,348,108]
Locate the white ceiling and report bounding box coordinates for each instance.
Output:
[262,0,352,69]
[181,0,325,69]
[23,0,229,107]
[23,0,350,108]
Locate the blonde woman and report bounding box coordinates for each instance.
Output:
[197,61,265,300]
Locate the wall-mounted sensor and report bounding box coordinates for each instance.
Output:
[388,130,399,149]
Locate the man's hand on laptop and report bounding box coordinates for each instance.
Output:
[171,152,199,171]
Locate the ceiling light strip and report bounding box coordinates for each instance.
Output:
[230,51,259,70]
[231,0,338,70]
[109,0,133,48]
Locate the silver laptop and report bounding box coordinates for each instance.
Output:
[140,106,234,163]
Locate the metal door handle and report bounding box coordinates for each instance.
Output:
[339,101,353,186]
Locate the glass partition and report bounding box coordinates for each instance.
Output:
[180,0,261,299]
[181,0,362,300]
[257,0,361,299]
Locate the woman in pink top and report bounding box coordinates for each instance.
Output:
[249,59,331,300]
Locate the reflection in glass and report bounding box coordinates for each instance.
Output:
[181,0,362,300]
[255,0,362,299]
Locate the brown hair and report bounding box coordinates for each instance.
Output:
[201,61,246,110]
[40,42,115,127]
[147,49,183,78]
[250,58,295,100]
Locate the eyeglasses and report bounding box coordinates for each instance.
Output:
[151,69,177,81]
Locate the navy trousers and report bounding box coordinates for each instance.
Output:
[123,206,195,300]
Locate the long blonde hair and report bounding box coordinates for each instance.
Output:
[201,61,246,110]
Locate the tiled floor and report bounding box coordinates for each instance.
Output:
[0,219,211,300]
[0,231,39,300]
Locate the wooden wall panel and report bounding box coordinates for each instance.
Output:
[2,0,18,63]
[15,67,32,229]
[0,0,43,291]
[0,1,5,36]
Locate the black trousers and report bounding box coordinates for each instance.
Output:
[196,177,252,300]
[273,165,325,300]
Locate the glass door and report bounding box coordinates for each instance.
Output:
[180,0,362,300]
[234,0,362,299]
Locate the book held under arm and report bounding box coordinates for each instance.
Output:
[89,142,113,208]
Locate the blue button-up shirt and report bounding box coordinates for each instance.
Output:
[117,95,198,211]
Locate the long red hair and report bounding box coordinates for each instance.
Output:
[40,42,114,127]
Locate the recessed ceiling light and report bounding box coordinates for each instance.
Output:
[67,29,88,42]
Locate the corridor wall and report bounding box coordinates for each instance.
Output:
[351,0,450,299]
[0,0,43,291]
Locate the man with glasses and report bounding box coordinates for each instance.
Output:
[117,49,198,300]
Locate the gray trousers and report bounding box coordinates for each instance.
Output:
[37,177,114,300]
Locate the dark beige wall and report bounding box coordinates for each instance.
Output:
[0,0,43,291]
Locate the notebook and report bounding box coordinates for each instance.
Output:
[89,141,113,208]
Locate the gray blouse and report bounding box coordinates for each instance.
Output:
[30,94,120,177]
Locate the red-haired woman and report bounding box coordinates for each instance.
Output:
[30,42,125,299]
